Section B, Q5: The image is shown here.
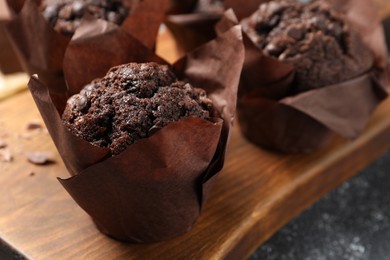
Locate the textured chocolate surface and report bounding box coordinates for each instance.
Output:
[62,62,213,155]
[242,0,374,92]
[40,0,129,36]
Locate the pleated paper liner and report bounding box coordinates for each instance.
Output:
[0,0,23,74]
[165,0,267,53]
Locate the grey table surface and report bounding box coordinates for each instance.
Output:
[251,150,390,260]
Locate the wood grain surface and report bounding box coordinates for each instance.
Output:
[1,5,390,259]
[374,0,390,19]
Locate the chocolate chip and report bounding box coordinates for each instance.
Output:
[58,5,73,20]
[265,42,286,57]
[80,84,96,98]
[72,1,85,17]
[309,15,327,30]
[67,94,88,112]
[255,21,272,35]
[268,15,280,28]
[287,27,305,41]
[327,22,344,39]
[107,11,121,24]
[148,125,162,135]
[26,121,43,131]
[118,6,127,16]
[42,5,59,24]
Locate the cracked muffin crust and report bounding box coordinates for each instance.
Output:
[40,0,129,36]
[62,62,214,155]
[242,0,374,92]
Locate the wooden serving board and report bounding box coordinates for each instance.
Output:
[0,73,29,101]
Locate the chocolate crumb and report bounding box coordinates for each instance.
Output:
[26,152,54,165]
[0,139,7,149]
[26,121,43,131]
[0,149,13,162]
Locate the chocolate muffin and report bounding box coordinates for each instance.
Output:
[242,0,374,92]
[62,62,214,155]
[40,0,129,36]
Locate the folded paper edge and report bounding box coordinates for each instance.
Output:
[58,117,223,182]
[280,71,388,138]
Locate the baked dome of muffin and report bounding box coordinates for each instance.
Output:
[40,0,129,36]
[62,62,214,155]
[242,0,374,92]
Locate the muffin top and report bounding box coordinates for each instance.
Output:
[62,62,214,155]
[242,0,374,92]
[40,0,129,36]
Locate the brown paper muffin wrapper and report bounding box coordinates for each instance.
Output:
[27,13,244,242]
[165,0,267,53]
[234,0,390,153]
[5,0,25,13]
[5,0,168,110]
[0,0,23,74]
